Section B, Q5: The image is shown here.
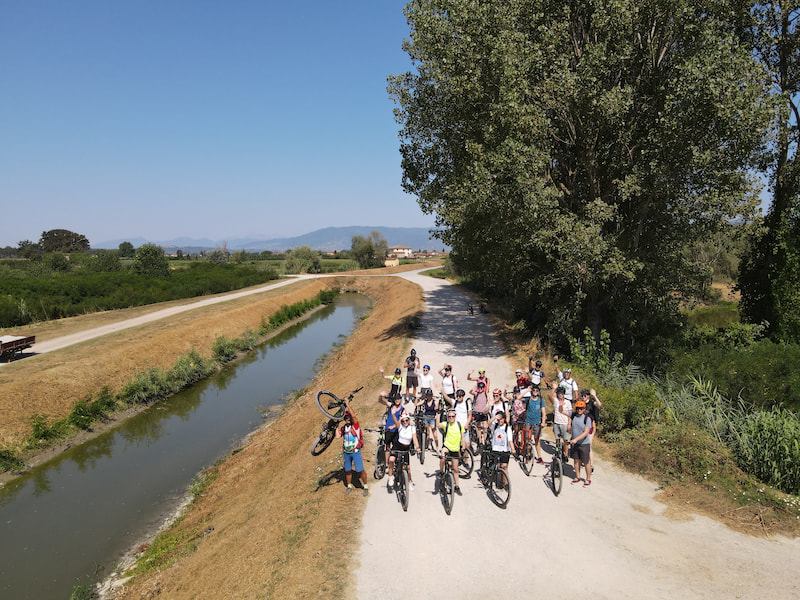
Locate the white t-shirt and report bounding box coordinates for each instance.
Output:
[491,422,513,452]
[419,372,434,389]
[559,374,579,401]
[553,398,572,426]
[453,398,470,427]
[397,422,416,446]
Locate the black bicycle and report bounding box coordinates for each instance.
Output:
[439,453,457,515]
[477,442,511,508]
[310,386,363,456]
[550,437,567,496]
[372,426,387,480]
[390,449,412,512]
[514,426,534,476]
[413,404,427,465]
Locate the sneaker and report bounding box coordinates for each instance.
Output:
[571,478,581,484]
[363,486,369,496]
[584,480,592,487]
[346,485,353,495]
[536,457,544,464]
[388,476,395,487]
[454,486,462,496]
[410,482,415,491]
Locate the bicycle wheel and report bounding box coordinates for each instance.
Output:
[418,429,427,464]
[310,424,336,456]
[520,440,534,476]
[489,468,511,508]
[442,470,455,515]
[399,468,410,511]
[551,455,563,496]
[315,390,346,421]
[373,443,386,480]
[458,447,474,479]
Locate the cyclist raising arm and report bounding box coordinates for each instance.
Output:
[335,398,368,496]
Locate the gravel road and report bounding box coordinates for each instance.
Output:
[355,270,800,600]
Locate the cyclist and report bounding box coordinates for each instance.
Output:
[419,388,439,451]
[404,348,421,401]
[522,384,547,464]
[515,368,532,402]
[552,387,572,463]
[378,391,405,470]
[506,385,527,445]
[379,366,405,401]
[469,380,490,445]
[388,411,420,489]
[438,408,466,496]
[489,387,507,418]
[438,364,458,405]
[450,388,471,433]
[489,409,515,473]
[581,388,602,466]
[556,360,579,403]
[467,368,490,392]
[418,364,435,399]
[569,399,593,486]
[335,398,368,496]
[528,358,550,390]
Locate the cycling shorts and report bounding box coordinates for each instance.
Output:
[384,430,399,448]
[392,440,412,452]
[493,450,511,464]
[473,412,489,423]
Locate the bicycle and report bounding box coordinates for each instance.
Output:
[371,426,387,480]
[513,426,534,476]
[438,452,457,515]
[477,442,511,508]
[550,437,567,496]
[413,404,427,465]
[390,449,412,512]
[310,386,364,456]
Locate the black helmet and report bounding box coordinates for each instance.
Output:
[394,368,401,375]
[535,360,543,367]
[425,388,433,397]
[410,348,416,356]
[456,389,466,397]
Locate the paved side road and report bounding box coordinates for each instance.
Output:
[355,270,800,600]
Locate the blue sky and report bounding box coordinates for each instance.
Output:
[1,1,434,248]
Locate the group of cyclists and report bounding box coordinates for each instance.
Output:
[336,348,602,500]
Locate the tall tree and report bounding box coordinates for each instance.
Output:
[118,241,135,258]
[390,0,770,353]
[132,243,170,277]
[39,229,90,253]
[737,1,800,342]
[351,231,388,269]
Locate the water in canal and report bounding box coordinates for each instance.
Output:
[0,293,372,600]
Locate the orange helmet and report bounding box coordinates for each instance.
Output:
[574,400,587,409]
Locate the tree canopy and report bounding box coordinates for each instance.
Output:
[351,231,388,269]
[132,243,170,277]
[390,0,771,354]
[39,229,90,253]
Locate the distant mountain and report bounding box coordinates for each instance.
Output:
[96,226,448,253]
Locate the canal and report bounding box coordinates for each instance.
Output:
[0,293,372,599]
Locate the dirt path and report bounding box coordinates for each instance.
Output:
[356,270,800,600]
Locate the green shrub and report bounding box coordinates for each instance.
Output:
[28,414,70,446]
[598,382,661,433]
[735,407,800,495]
[0,448,24,471]
[667,339,800,411]
[211,335,239,363]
